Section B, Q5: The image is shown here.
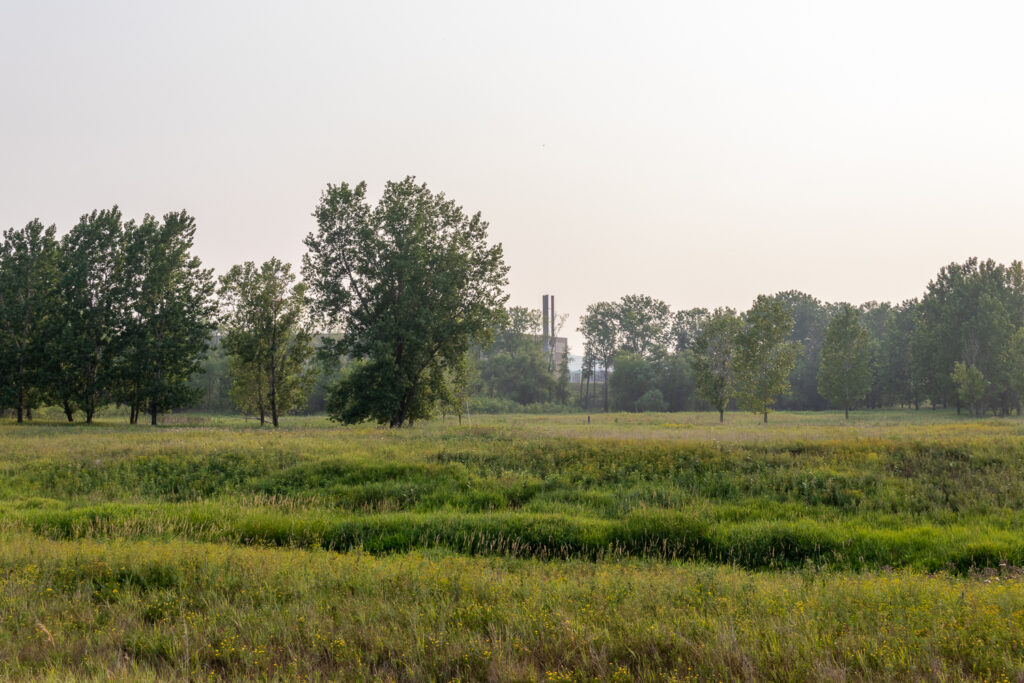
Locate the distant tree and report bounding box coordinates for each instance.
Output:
[635,388,668,412]
[878,300,922,408]
[492,306,541,356]
[735,296,800,423]
[858,301,893,409]
[117,211,217,425]
[188,340,233,412]
[656,351,696,411]
[817,303,873,419]
[691,308,743,422]
[578,301,619,412]
[475,305,558,405]
[219,258,315,427]
[671,307,709,352]
[951,361,987,417]
[771,291,828,411]
[917,259,1022,412]
[0,220,60,423]
[478,347,554,404]
[303,178,508,427]
[616,294,671,358]
[1003,328,1024,415]
[609,351,655,411]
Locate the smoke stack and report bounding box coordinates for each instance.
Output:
[542,295,550,341]
[550,296,555,338]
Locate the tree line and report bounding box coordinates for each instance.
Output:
[575,258,1024,420]
[4,178,1023,426]
[0,177,508,428]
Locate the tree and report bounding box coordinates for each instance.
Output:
[1003,327,1024,414]
[735,296,800,423]
[691,308,743,422]
[117,211,217,425]
[615,294,671,358]
[219,258,315,427]
[917,259,1022,413]
[475,305,559,405]
[656,351,696,411]
[303,177,508,427]
[771,291,829,411]
[671,307,709,352]
[578,301,619,412]
[817,303,873,419]
[951,361,987,417]
[0,220,60,423]
[878,300,922,409]
[608,351,655,411]
[52,208,125,423]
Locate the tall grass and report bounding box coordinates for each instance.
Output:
[1,533,1023,680]
[3,410,1024,678]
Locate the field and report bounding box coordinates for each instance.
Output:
[2,410,1024,680]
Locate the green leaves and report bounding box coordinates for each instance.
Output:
[218,259,315,427]
[303,177,509,427]
[735,296,801,422]
[818,303,873,418]
[692,308,743,420]
[0,219,60,421]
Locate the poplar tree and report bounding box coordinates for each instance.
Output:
[52,208,125,423]
[0,220,60,422]
[691,307,743,422]
[735,296,800,423]
[118,211,217,425]
[219,258,314,427]
[578,301,620,412]
[817,303,873,419]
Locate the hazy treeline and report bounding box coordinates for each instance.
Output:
[4,204,1023,422]
[571,258,1024,418]
[0,209,318,425]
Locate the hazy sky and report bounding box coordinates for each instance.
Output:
[2,1,1023,351]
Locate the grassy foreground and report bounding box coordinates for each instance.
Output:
[2,410,1024,679]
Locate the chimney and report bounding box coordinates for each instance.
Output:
[550,296,555,338]
[542,295,550,341]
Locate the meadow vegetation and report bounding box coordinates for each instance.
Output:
[2,410,1024,679]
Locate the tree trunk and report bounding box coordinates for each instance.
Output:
[63,401,74,423]
[15,404,22,425]
[719,409,724,423]
[603,364,609,412]
[26,407,31,421]
[269,357,279,428]
[259,406,265,426]
[150,404,158,426]
[845,405,849,420]
[763,409,768,424]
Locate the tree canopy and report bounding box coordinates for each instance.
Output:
[303,177,508,427]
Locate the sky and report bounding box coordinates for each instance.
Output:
[2,1,1023,352]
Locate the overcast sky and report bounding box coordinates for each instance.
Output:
[2,1,1022,351]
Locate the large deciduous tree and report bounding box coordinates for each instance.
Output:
[615,294,671,358]
[691,307,743,422]
[52,208,126,423]
[0,220,60,423]
[118,211,217,425]
[219,258,315,427]
[735,296,800,423]
[817,303,873,419]
[303,178,508,427]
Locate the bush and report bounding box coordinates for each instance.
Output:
[635,389,668,412]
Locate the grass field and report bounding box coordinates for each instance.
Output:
[2,410,1024,680]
